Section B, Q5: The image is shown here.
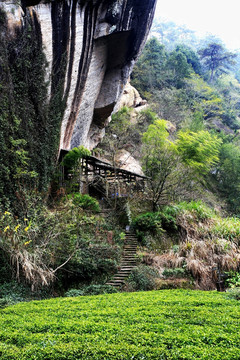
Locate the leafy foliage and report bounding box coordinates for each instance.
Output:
[176,130,222,174]
[0,195,120,291]
[225,271,240,288]
[141,119,221,208]
[162,267,187,279]
[0,8,67,207]
[63,146,91,170]
[127,265,159,291]
[0,290,240,359]
[65,284,118,297]
[215,143,240,212]
[70,193,100,212]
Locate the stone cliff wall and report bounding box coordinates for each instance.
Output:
[1,0,156,151]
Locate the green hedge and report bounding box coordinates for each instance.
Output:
[0,290,240,359]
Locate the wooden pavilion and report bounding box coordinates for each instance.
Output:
[59,149,148,199]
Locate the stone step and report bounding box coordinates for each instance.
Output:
[121,258,136,261]
[106,283,122,287]
[121,265,136,267]
[121,258,137,261]
[108,280,125,284]
[121,265,136,268]
[121,263,137,266]
[121,262,136,265]
[110,276,127,280]
[106,232,138,288]
[121,259,137,261]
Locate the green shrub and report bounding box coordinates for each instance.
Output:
[83,284,119,295]
[159,206,178,231]
[0,298,9,308]
[171,244,180,254]
[127,265,159,291]
[162,267,187,278]
[212,217,240,243]
[63,146,91,169]
[133,212,162,232]
[226,288,240,300]
[71,193,100,212]
[0,282,29,305]
[0,281,51,307]
[225,271,240,288]
[65,285,118,297]
[133,202,212,241]
[177,200,214,220]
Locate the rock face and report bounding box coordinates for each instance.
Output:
[116,149,144,176]
[1,0,156,151]
[116,82,146,111]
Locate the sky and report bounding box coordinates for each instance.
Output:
[155,0,240,50]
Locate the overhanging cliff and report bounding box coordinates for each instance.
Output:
[1,0,156,150]
[0,0,156,203]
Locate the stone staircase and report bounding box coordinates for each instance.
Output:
[106,232,138,289]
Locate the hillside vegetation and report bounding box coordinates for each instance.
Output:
[1,18,240,300]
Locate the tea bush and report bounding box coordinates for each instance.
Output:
[0,290,240,359]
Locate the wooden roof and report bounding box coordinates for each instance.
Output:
[59,149,148,181]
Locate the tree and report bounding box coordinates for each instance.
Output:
[175,45,202,75]
[63,146,91,192]
[176,130,222,175]
[142,120,222,210]
[166,50,192,88]
[215,143,240,212]
[131,38,167,95]
[198,43,237,83]
[142,119,183,211]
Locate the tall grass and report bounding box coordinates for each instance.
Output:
[138,201,240,290]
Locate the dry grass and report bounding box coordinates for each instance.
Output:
[10,248,55,291]
[148,211,240,290]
